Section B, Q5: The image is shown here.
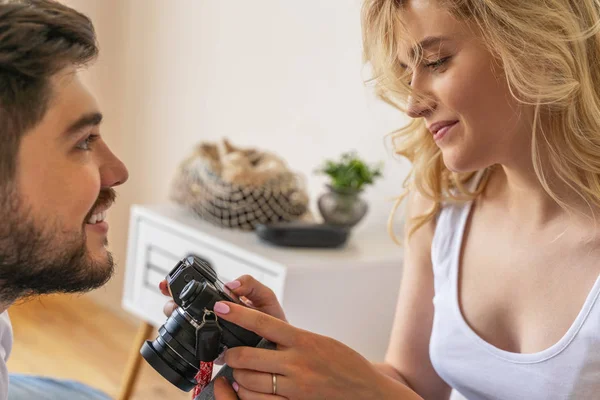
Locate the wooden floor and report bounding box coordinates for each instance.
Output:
[6,294,189,400]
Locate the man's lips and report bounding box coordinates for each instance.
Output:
[85,202,114,225]
[91,205,111,215]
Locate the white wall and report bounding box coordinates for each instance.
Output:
[65,0,411,316]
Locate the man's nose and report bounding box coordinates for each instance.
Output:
[100,152,129,188]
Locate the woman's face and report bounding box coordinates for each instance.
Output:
[397,0,533,172]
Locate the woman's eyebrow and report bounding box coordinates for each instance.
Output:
[399,36,451,69]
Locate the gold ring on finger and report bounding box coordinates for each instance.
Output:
[272,373,278,395]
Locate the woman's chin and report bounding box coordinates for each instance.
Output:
[442,153,472,173]
[442,150,490,174]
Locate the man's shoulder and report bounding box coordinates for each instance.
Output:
[0,311,10,400]
[0,311,11,362]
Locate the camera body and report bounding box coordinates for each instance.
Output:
[141,255,263,391]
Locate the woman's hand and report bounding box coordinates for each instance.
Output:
[212,301,423,400]
[224,274,287,322]
[214,377,239,400]
[159,274,286,321]
[160,275,287,368]
[159,280,178,317]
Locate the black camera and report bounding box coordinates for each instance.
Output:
[140,255,263,391]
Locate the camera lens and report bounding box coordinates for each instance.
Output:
[140,309,204,391]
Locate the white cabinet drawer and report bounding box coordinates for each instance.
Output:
[124,216,267,326]
[140,220,265,283]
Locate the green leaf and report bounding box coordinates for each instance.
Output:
[315,151,383,190]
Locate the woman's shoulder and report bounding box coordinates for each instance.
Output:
[405,189,437,251]
[405,169,487,257]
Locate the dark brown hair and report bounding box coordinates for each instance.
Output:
[0,0,98,181]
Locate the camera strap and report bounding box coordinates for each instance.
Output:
[195,309,223,362]
[193,309,224,398]
[193,362,214,399]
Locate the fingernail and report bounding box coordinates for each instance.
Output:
[159,280,167,291]
[214,347,227,365]
[214,302,230,314]
[214,355,225,366]
[232,382,239,392]
[225,280,241,290]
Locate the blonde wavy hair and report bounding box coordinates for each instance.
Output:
[361,0,600,240]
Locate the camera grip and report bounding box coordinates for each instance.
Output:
[194,339,277,400]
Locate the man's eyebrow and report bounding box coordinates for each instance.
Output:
[399,36,450,69]
[63,112,103,136]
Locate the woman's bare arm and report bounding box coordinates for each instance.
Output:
[374,191,452,400]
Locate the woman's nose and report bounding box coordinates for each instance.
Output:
[406,71,436,118]
[407,93,436,118]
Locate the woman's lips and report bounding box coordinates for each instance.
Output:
[433,121,458,142]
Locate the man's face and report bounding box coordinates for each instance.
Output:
[0,69,129,303]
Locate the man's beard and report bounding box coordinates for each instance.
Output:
[0,184,117,304]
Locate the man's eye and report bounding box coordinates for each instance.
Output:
[75,134,99,151]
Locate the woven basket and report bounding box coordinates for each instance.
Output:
[170,140,309,231]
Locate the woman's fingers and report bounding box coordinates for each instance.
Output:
[224,346,287,375]
[159,279,170,296]
[214,377,239,400]
[233,369,289,398]
[235,382,287,400]
[215,301,300,347]
[160,280,178,317]
[163,299,178,317]
[225,275,274,306]
[225,275,287,321]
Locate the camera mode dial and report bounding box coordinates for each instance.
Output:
[180,280,202,306]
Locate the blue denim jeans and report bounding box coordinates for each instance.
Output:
[8,374,112,400]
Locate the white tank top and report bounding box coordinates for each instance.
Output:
[429,172,600,400]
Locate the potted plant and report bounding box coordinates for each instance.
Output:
[315,152,383,228]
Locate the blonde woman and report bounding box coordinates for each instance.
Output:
[166,1,600,399]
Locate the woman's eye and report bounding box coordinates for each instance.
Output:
[75,134,100,151]
[425,56,451,70]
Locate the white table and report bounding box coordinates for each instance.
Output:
[119,203,404,398]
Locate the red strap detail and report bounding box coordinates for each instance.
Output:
[192,361,214,398]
